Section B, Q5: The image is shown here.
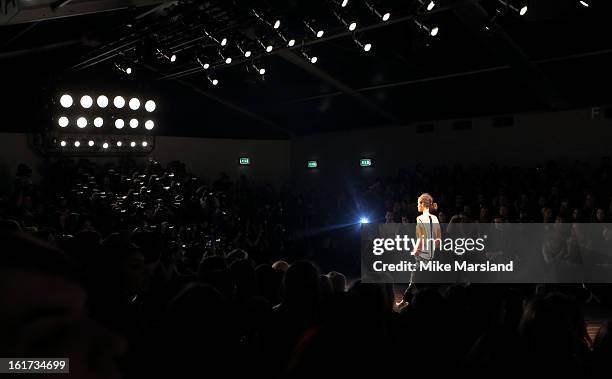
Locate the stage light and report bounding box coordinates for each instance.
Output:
[115,62,132,75]
[145,120,154,130]
[77,117,87,128]
[130,118,138,128]
[204,30,228,47]
[116,141,122,147]
[58,117,69,127]
[360,217,370,224]
[206,75,219,86]
[94,117,103,127]
[252,64,266,75]
[418,0,436,11]
[130,141,136,147]
[364,1,390,21]
[273,20,281,29]
[115,119,125,129]
[237,44,252,58]
[333,11,358,31]
[103,142,109,149]
[197,56,211,70]
[113,96,125,108]
[80,95,93,109]
[142,141,148,147]
[129,98,140,110]
[60,94,73,108]
[145,100,156,112]
[74,141,80,147]
[497,1,528,16]
[414,20,439,37]
[218,51,232,64]
[88,140,94,147]
[157,48,176,62]
[60,140,66,147]
[302,51,318,64]
[579,1,590,7]
[353,36,373,52]
[288,39,296,47]
[97,95,108,108]
[304,21,325,38]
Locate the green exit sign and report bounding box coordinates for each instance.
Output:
[307,160,318,168]
[239,157,250,165]
[360,158,372,167]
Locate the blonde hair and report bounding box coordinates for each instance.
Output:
[418,193,438,212]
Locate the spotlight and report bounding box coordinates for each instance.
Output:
[58,116,69,127]
[207,75,219,86]
[88,140,94,147]
[157,48,177,62]
[97,95,108,108]
[113,96,125,108]
[142,141,148,147]
[80,95,93,109]
[218,51,232,64]
[76,117,87,128]
[277,31,297,47]
[59,94,73,108]
[353,35,373,52]
[359,216,370,224]
[204,30,228,47]
[102,142,109,149]
[117,141,122,147]
[74,141,80,147]
[333,11,358,31]
[115,119,125,129]
[302,51,318,64]
[414,20,439,37]
[60,140,66,147]
[579,0,590,7]
[197,56,211,70]
[364,1,390,21]
[145,120,155,130]
[304,21,325,38]
[418,0,436,11]
[258,39,274,53]
[130,118,138,128]
[237,44,252,58]
[129,98,141,110]
[497,1,528,16]
[94,117,103,128]
[252,10,281,30]
[145,100,156,112]
[252,64,266,75]
[115,61,132,75]
[130,141,136,147]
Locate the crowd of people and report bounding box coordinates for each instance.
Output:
[1,156,612,377]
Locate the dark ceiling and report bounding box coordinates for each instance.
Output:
[1,0,612,139]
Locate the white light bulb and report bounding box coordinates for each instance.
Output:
[130,119,138,128]
[348,22,357,31]
[94,117,103,127]
[58,117,69,127]
[145,120,154,130]
[115,119,124,129]
[114,96,125,108]
[316,30,324,38]
[129,98,140,110]
[80,95,93,108]
[382,12,391,21]
[88,140,94,147]
[142,141,148,147]
[103,142,109,149]
[273,20,281,29]
[364,43,372,52]
[97,95,108,108]
[145,100,156,112]
[60,94,73,108]
[116,141,122,147]
[288,39,296,47]
[77,117,87,128]
[60,140,66,147]
[130,141,136,147]
[311,56,318,64]
[74,141,80,147]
